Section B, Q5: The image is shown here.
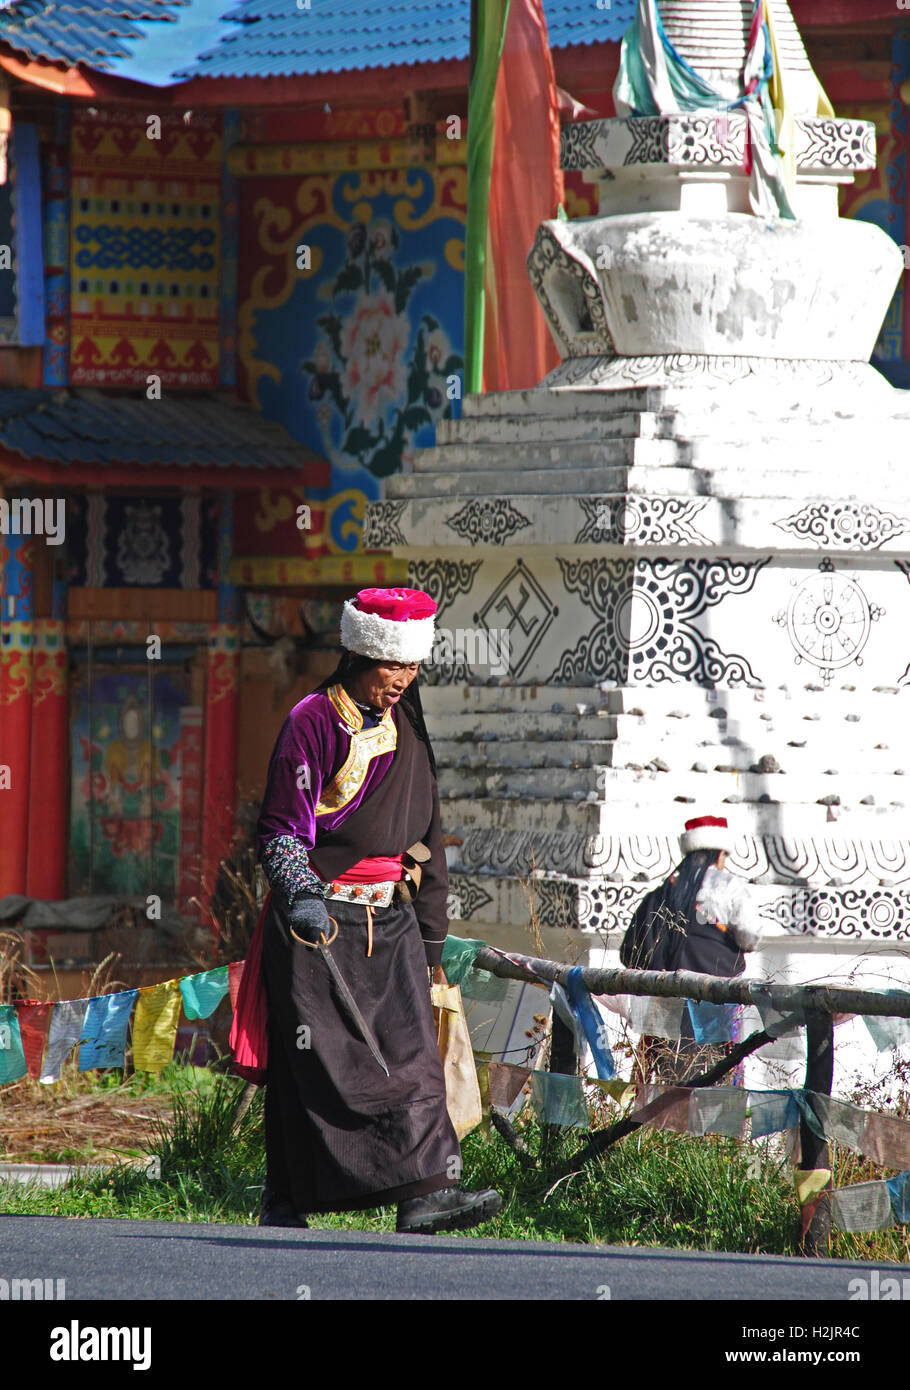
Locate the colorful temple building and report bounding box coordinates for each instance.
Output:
[0,0,908,970]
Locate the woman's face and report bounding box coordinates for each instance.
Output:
[348,660,420,710]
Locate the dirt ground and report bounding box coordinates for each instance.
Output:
[0,1077,174,1164]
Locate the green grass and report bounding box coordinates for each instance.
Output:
[0,1075,799,1250]
[1,1074,906,1261]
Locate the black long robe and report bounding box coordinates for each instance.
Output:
[260,706,459,1212]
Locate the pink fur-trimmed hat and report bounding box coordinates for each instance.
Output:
[340,587,437,663]
[679,815,732,856]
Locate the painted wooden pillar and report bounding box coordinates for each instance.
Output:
[200,491,241,928]
[26,568,67,899]
[0,531,35,894]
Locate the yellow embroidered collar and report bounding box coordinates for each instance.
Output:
[326,682,394,735]
[316,684,398,815]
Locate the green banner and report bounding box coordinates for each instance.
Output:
[464,0,511,394]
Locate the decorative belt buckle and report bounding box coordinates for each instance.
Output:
[328,880,394,907]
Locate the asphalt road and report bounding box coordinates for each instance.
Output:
[0,1214,902,1301]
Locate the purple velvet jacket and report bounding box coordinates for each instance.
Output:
[256,682,450,966]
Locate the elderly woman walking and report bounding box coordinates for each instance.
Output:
[620,814,762,1082]
[241,587,500,1234]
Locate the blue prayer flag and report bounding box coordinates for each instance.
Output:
[748,1089,800,1137]
[791,1089,827,1141]
[529,1071,590,1129]
[566,967,616,1080]
[180,967,229,1020]
[886,1169,910,1225]
[78,990,137,1071]
[687,998,737,1044]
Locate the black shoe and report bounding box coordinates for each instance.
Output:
[259,1186,309,1228]
[396,1186,502,1234]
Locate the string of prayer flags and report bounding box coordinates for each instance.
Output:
[14,1001,52,1079]
[687,998,738,1044]
[566,967,616,1080]
[40,999,88,1083]
[78,990,137,1071]
[132,980,182,1073]
[748,1089,801,1138]
[830,1180,894,1232]
[180,967,229,1021]
[227,961,245,1012]
[529,1070,589,1129]
[629,993,685,1041]
[885,1170,910,1225]
[862,1011,910,1053]
[0,1005,28,1084]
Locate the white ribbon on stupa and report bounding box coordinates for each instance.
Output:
[613,0,818,220]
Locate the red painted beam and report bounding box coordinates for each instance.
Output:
[790,0,899,25]
[0,452,328,490]
[172,57,471,108]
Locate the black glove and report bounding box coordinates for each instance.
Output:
[287,894,331,945]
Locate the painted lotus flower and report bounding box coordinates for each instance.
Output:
[301,213,464,478]
[339,291,410,428]
[368,220,394,260]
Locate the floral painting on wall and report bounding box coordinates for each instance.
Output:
[303,215,463,478]
[237,162,466,551]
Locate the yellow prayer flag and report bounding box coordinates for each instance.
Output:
[794,1167,832,1205]
[766,0,834,200]
[589,1078,634,1105]
[476,1059,492,1130]
[132,979,182,1073]
[430,982,462,1014]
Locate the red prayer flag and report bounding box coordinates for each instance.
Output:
[483,0,564,392]
[14,1000,53,1079]
[228,959,245,1011]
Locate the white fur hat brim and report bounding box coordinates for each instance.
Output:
[680,826,733,856]
[340,600,435,663]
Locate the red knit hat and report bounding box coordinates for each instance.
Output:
[679,815,732,856]
[340,587,437,663]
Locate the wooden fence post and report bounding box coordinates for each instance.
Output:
[800,1008,835,1257]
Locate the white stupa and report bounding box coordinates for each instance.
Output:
[365,0,910,1086]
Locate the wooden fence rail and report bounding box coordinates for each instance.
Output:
[469,944,910,1255]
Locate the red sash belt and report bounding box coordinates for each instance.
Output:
[330,853,406,885]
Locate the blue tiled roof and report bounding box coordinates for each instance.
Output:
[0,0,186,71]
[175,0,635,80]
[0,390,319,471]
